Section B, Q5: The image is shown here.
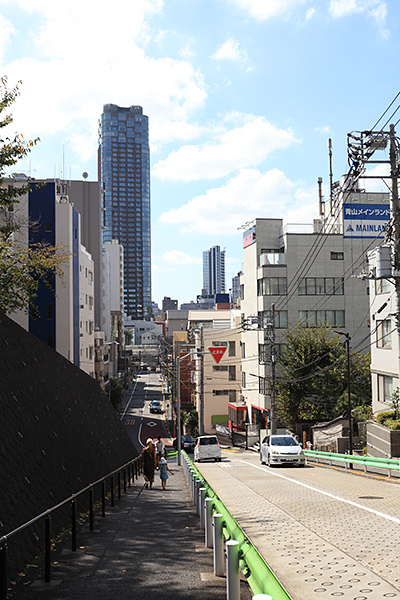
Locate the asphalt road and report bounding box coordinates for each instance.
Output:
[120,372,170,452]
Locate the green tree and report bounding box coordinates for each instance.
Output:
[0,76,68,314]
[276,324,371,430]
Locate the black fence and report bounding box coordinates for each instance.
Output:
[0,456,142,600]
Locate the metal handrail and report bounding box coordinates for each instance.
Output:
[0,455,142,599]
[304,449,400,476]
[184,452,292,600]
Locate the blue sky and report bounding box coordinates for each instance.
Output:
[0,0,399,307]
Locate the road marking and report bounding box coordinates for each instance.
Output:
[239,460,400,526]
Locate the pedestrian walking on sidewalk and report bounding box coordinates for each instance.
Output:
[142,438,156,489]
[155,434,165,468]
[159,457,174,490]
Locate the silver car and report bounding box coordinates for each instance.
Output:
[260,435,305,467]
[194,435,222,462]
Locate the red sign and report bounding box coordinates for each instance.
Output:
[208,346,227,364]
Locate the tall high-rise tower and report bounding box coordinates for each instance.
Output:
[99,104,151,320]
[202,246,226,296]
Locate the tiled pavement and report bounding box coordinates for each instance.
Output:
[196,448,400,600]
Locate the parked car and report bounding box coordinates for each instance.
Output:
[173,435,196,452]
[194,435,222,462]
[149,400,163,414]
[260,435,305,467]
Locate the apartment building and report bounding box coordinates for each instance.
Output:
[240,190,389,430]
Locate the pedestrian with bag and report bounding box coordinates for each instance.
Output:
[159,457,174,490]
[142,438,156,489]
[155,434,165,469]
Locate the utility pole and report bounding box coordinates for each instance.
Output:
[262,305,276,434]
[389,125,400,375]
[199,326,204,436]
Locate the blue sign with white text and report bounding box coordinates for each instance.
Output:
[343,203,390,238]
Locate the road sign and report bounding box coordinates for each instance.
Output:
[208,346,227,364]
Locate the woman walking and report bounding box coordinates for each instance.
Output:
[142,438,156,489]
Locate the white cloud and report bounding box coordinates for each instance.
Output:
[161,250,201,265]
[359,163,390,191]
[0,15,14,61]
[159,168,297,235]
[0,0,206,160]
[230,0,307,20]
[305,7,316,19]
[152,115,299,181]
[329,0,388,36]
[315,125,332,134]
[211,38,246,62]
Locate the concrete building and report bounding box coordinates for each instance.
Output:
[193,311,242,434]
[162,296,178,312]
[202,245,225,296]
[67,179,103,332]
[9,177,94,371]
[240,190,389,431]
[368,246,397,415]
[99,104,151,320]
[79,245,95,377]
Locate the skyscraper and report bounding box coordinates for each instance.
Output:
[202,246,226,296]
[99,104,151,320]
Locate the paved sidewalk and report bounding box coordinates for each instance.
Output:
[12,460,252,600]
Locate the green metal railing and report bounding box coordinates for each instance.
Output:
[184,452,292,600]
[304,449,400,476]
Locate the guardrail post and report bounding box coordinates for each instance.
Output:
[124,468,127,493]
[45,514,51,583]
[0,543,8,600]
[226,540,240,600]
[102,481,106,517]
[118,471,121,499]
[89,488,94,531]
[205,497,214,548]
[111,475,115,507]
[71,499,77,551]
[199,488,206,530]
[213,513,224,576]
[195,479,201,514]
[190,469,196,500]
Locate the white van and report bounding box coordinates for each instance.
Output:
[194,435,222,462]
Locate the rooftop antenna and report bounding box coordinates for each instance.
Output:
[328,138,334,216]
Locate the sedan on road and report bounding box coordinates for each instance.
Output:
[173,435,196,452]
[149,400,163,414]
[260,435,305,467]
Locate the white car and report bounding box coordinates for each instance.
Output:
[194,435,222,462]
[260,435,305,467]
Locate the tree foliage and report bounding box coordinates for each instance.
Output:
[276,324,371,430]
[0,76,68,315]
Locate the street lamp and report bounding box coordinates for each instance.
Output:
[334,330,353,463]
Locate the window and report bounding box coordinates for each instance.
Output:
[331,251,344,260]
[259,310,288,329]
[298,277,344,295]
[46,304,53,320]
[213,365,228,372]
[259,343,285,364]
[377,319,392,348]
[229,366,236,381]
[299,310,345,328]
[377,374,393,403]
[375,279,391,294]
[213,390,229,396]
[241,342,245,358]
[259,376,270,395]
[212,341,228,347]
[45,223,52,232]
[229,341,236,356]
[257,277,287,296]
[88,271,93,285]
[242,371,246,388]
